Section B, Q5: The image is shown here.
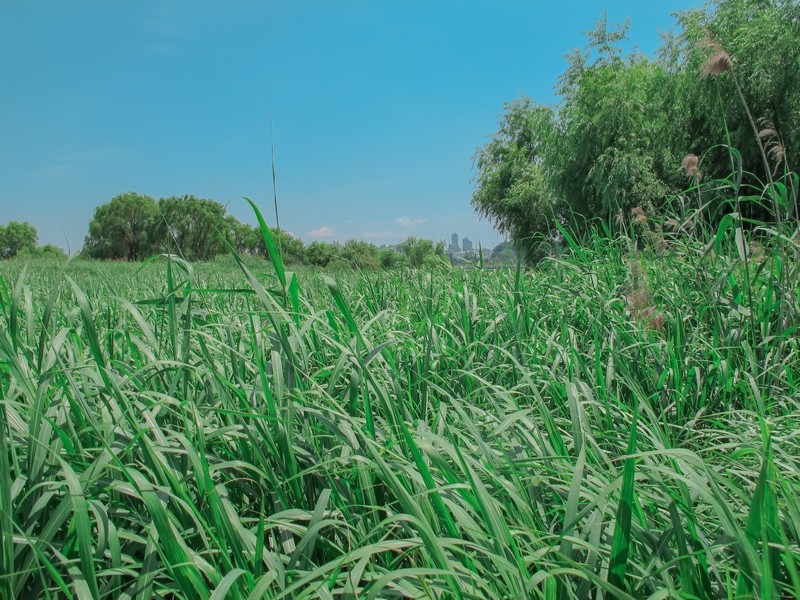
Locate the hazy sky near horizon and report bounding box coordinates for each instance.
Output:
[1,1,701,252]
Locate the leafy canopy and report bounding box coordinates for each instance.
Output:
[0,221,38,259]
[472,0,800,254]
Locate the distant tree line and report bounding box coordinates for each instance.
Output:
[472,0,799,256]
[0,220,66,260]
[1,194,497,268]
[80,192,451,269]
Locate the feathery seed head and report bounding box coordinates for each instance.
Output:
[758,127,777,139]
[700,40,732,76]
[681,154,699,177]
[759,126,785,167]
[631,206,647,226]
[644,308,665,331]
[627,287,651,311]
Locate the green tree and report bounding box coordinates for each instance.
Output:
[223,215,253,255]
[660,0,800,218]
[472,3,799,255]
[471,99,561,253]
[150,195,228,261]
[34,244,68,259]
[0,221,38,259]
[304,241,338,267]
[232,222,306,265]
[397,236,445,267]
[554,17,673,224]
[339,239,378,270]
[83,192,158,260]
[377,247,407,269]
[15,243,68,260]
[268,228,305,265]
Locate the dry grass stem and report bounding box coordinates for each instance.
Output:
[615,208,625,228]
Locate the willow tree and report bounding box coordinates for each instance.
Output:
[83,193,158,261]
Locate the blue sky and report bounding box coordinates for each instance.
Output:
[0,1,701,252]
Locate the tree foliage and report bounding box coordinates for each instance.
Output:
[83,192,158,261]
[472,0,800,252]
[148,196,228,261]
[555,18,673,223]
[472,100,559,254]
[0,221,38,259]
[397,236,445,267]
[264,228,305,265]
[82,194,310,264]
[26,244,68,259]
[662,0,800,189]
[79,192,449,269]
[73,191,493,269]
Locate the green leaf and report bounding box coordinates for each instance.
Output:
[243,196,286,290]
[608,410,637,590]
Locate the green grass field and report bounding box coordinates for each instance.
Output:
[1,227,799,598]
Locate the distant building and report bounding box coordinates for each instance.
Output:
[462,237,473,252]
[448,232,460,255]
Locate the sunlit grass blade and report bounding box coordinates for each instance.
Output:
[243,196,286,290]
[58,459,100,599]
[607,409,637,590]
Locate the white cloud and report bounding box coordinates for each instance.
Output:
[362,230,397,239]
[395,216,426,228]
[307,225,334,238]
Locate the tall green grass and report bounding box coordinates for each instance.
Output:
[0,202,799,597]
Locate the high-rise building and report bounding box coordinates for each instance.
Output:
[462,237,473,252]
[447,232,460,255]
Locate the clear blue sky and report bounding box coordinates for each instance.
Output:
[0,1,701,252]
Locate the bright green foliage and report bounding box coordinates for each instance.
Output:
[471,99,559,252]
[377,247,407,269]
[223,214,256,255]
[150,195,229,261]
[303,239,380,270]
[75,192,455,268]
[474,1,799,250]
[396,236,446,267]
[556,17,672,223]
[0,221,38,259]
[304,240,338,267]
[83,191,158,260]
[24,243,67,259]
[1,210,799,596]
[6,243,68,261]
[662,0,800,192]
[268,227,305,265]
[224,216,305,265]
[338,239,378,270]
